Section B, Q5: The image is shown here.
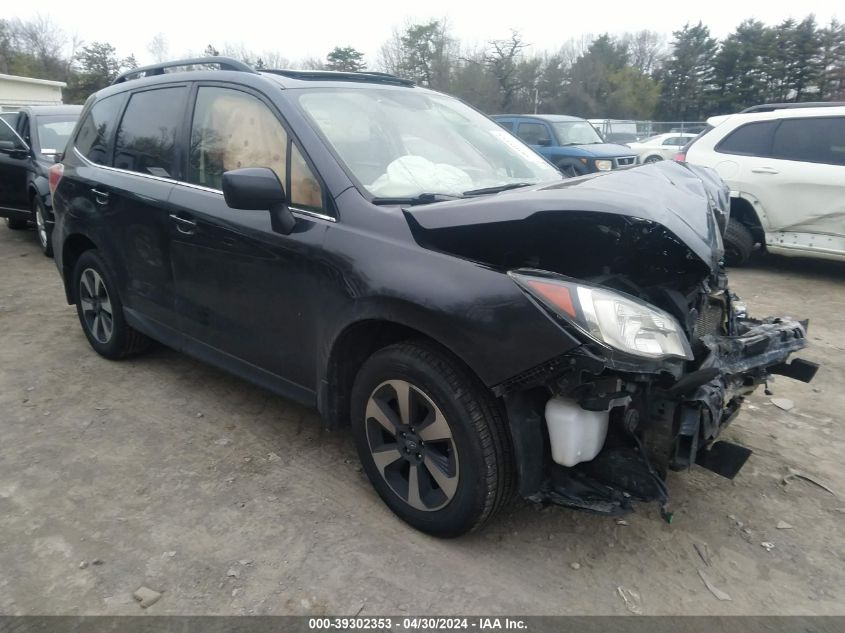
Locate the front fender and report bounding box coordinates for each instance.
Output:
[730,190,770,230]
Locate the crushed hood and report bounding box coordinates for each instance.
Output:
[403,161,730,272]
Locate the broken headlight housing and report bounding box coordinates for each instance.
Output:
[510,271,693,361]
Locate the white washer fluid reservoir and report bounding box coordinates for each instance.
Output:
[544,396,610,467]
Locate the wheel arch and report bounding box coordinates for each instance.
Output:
[552,156,589,176]
[319,318,487,429]
[730,194,766,245]
[27,177,50,209]
[61,233,99,304]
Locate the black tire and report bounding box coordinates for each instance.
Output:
[723,218,754,266]
[644,155,663,164]
[351,341,514,537]
[5,216,27,230]
[559,163,579,178]
[33,198,53,257]
[72,250,151,359]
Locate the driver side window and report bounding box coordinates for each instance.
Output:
[188,87,325,211]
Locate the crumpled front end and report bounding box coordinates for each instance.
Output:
[404,160,817,517]
[497,280,817,518]
[496,308,817,519]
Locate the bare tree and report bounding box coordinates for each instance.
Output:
[623,30,666,75]
[259,50,291,69]
[147,33,169,63]
[483,31,528,110]
[5,14,72,79]
[558,34,595,68]
[376,27,404,75]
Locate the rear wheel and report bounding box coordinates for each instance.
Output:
[72,250,151,359]
[723,218,754,266]
[351,341,514,537]
[5,217,27,230]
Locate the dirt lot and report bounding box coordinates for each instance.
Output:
[1,224,843,616]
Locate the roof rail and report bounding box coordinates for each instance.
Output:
[740,101,845,113]
[261,69,415,87]
[112,56,256,85]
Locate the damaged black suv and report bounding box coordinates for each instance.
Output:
[51,57,816,536]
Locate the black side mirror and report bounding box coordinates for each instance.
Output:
[222,167,296,235]
[0,139,27,156]
[536,137,552,147]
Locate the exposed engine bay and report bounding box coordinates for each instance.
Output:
[404,161,817,518]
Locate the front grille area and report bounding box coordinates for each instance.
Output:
[616,156,637,167]
[696,299,726,338]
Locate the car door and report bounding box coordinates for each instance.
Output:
[515,120,554,159]
[0,117,31,216]
[99,85,188,330]
[660,136,686,159]
[167,84,331,392]
[732,117,845,244]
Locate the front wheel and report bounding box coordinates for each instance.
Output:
[643,155,663,164]
[723,218,754,266]
[351,342,514,537]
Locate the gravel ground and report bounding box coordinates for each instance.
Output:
[1,225,843,616]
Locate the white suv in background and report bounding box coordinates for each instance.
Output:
[682,103,845,265]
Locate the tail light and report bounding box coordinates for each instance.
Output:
[48,163,64,196]
[673,151,686,162]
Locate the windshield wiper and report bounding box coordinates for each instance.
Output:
[462,182,533,196]
[371,192,464,206]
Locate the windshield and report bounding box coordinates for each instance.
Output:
[36,115,78,153]
[552,121,605,145]
[296,88,562,199]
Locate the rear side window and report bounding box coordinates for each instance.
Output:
[114,87,188,178]
[516,122,550,145]
[716,121,777,157]
[496,119,514,132]
[75,94,125,165]
[771,117,845,166]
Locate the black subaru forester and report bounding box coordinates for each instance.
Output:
[50,57,816,536]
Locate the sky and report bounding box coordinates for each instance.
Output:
[7,0,842,67]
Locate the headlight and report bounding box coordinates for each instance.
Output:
[594,159,613,171]
[510,271,693,360]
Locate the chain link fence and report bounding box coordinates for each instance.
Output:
[589,119,707,143]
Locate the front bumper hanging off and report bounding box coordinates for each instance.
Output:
[523,316,818,516]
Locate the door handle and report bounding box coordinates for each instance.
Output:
[751,167,779,174]
[91,188,110,205]
[169,214,197,234]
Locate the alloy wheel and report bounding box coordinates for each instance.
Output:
[364,379,459,511]
[36,206,47,249]
[79,268,114,344]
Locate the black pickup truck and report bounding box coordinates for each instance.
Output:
[0,105,82,256]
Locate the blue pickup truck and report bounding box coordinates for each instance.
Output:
[493,114,638,176]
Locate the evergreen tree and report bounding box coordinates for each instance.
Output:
[325,46,365,72]
[657,22,717,120]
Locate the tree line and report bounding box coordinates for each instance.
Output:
[2,14,844,121]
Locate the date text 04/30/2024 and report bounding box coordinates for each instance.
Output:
[308,617,528,630]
